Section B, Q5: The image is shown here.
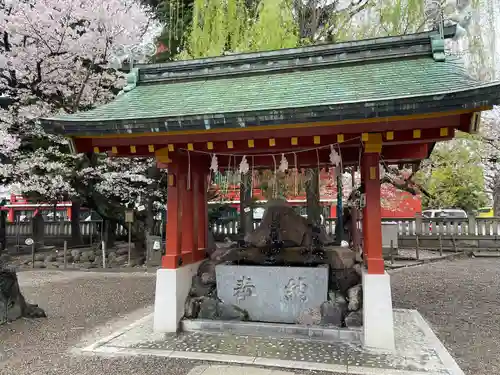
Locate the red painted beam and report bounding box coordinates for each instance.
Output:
[210,143,429,169]
[85,114,463,148]
[84,127,454,157]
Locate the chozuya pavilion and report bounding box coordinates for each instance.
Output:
[42,25,500,351]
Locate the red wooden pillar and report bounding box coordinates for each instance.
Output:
[181,161,195,265]
[162,160,182,269]
[362,134,384,274]
[197,169,208,251]
[193,166,208,262]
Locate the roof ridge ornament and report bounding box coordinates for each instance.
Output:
[119,68,139,95]
[430,35,446,62]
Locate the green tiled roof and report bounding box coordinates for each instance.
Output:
[41,26,500,135]
[52,56,478,122]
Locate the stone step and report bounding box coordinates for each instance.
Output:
[181,319,361,343]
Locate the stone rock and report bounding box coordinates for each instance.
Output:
[34,254,45,262]
[44,254,56,263]
[59,255,74,264]
[107,251,117,260]
[94,255,103,267]
[347,284,362,311]
[244,199,311,247]
[71,249,81,258]
[22,258,31,265]
[80,262,95,269]
[353,263,363,276]
[115,247,129,256]
[38,246,55,252]
[184,296,203,319]
[320,299,346,327]
[328,290,347,304]
[80,250,96,262]
[198,298,218,319]
[331,268,361,296]
[113,254,128,265]
[345,310,363,327]
[201,272,216,285]
[297,307,322,326]
[24,303,47,318]
[33,261,45,268]
[206,231,216,256]
[0,253,11,264]
[327,247,356,269]
[189,275,216,298]
[127,258,139,267]
[210,247,242,262]
[46,262,59,269]
[217,303,248,321]
[196,298,248,321]
[197,260,217,285]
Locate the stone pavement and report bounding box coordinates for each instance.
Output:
[77,308,464,375]
[187,365,295,375]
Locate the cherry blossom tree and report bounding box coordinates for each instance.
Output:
[0,0,162,246]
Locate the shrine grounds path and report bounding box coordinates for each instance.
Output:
[0,258,499,375]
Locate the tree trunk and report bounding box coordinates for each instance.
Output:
[0,211,6,251]
[494,186,500,217]
[305,168,321,226]
[103,219,116,249]
[70,200,83,246]
[239,172,253,238]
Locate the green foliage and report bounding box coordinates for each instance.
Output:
[418,136,488,212]
[179,0,299,59]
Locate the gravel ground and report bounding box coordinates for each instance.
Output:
[391,257,500,375]
[1,259,499,375]
[0,270,342,375]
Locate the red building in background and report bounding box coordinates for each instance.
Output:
[210,180,422,219]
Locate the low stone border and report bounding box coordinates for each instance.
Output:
[181,319,362,343]
[386,252,469,270]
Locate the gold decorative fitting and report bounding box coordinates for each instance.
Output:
[227,140,234,149]
[168,144,174,152]
[269,138,276,147]
[130,145,136,153]
[440,128,448,137]
[148,145,155,152]
[93,147,100,153]
[187,143,194,151]
[362,133,369,142]
[363,133,382,154]
[313,136,321,144]
[248,139,255,148]
[413,129,421,139]
[291,137,298,145]
[168,174,176,187]
[207,142,214,150]
[369,166,377,180]
[337,134,344,143]
[111,147,118,154]
[386,131,394,141]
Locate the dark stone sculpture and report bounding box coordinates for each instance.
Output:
[0,266,47,325]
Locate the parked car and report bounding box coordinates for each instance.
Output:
[422,209,468,235]
[476,207,494,218]
[422,209,467,219]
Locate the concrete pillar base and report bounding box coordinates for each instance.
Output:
[153,261,202,333]
[362,270,395,351]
